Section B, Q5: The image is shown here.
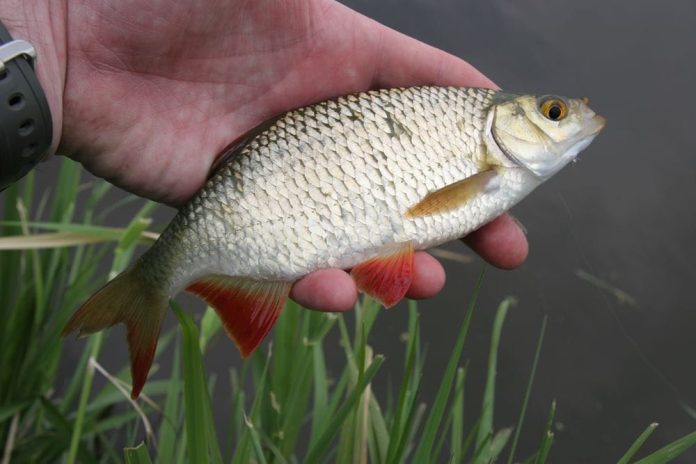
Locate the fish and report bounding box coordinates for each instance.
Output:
[63,86,605,398]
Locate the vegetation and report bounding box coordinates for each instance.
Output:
[1,159,694,463]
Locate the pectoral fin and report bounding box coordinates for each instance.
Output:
[350,242,414,308]
[406,169,499,218]
[186,276,291,356]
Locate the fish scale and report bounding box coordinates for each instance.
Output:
[63,85,605,398]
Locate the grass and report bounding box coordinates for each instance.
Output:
[1,158,695,462]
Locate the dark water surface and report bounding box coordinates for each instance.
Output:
[337,0,696,462]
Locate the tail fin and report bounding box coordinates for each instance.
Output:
[63,265,167,399]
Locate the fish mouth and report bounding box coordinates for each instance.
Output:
[589,114,607,134]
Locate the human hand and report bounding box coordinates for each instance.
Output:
[2,0,527,311]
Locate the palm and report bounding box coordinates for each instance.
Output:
[57,0,524,311]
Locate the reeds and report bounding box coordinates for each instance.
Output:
[1,159,694,463]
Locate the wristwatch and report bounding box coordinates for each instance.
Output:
[0,20,52,191]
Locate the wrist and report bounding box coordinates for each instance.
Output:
[0,0,67,155]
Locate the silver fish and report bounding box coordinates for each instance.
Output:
[64,86,605,398]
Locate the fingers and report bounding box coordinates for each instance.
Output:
[462,214,528,270]
[291,268,358,312]
[292,214,527,312]
[291,251,447,312]
[405,252,446,300]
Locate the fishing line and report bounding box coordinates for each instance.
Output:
[555,191,693,413]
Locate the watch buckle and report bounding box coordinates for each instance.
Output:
[0,39,37,73]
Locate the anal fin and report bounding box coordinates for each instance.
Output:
[350,242,414,308]
[186,276,291,356]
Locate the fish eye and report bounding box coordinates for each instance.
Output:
[539,98,568,122]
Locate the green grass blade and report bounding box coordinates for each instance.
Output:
[432,366,467,463]
[0,220,159,243]
[460,416,481,459]
[325,366,350,428]
[0,231,112,250]
[38,397,98,464]
[234,348,273,464]
[172,301,223,464]
[336,319,369,464]
[451,367,466,463]
[535,431,554,464]
[124,442,154,464]
[337,312,357,371]
[156,334,182,464]
[388,384,424,464]
[66,333,104,464]
[258,430,291,464]
[368,395,389,464]
[385,303,421,463]
[0,400,32,423]
[306,311,338,345]
[0,187,20,354]
[278,349,314,456]
[16,200,46,325]
[90,410,151,435]
[507,315,548,464]
[432,396,456,463]
[633,429,696,464]
[403,403,428,461]
[354,295,381,346]
[534,401,556,464]
[616,423,659,464]
[412,269,486,463]
[309,343,330,448]
[305,355,385,464]
[354,346,374,464]
[473,296,515,464]
[227,369,245,461]
[49,159,80,223]
[199,306,222,353]
[270,301,300,400]
[244,413,269,464]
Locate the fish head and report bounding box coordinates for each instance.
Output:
[487,93,606,179]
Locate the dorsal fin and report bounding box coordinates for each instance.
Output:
[208,114,285,177]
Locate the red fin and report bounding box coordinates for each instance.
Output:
[350,243,414,308]
[63,265,167,399]
[186,276,291,356]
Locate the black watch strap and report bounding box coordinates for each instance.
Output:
[0,20,53,191]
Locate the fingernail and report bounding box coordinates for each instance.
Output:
[510,215,527,235]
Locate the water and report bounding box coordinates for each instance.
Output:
[340,0,696,461]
